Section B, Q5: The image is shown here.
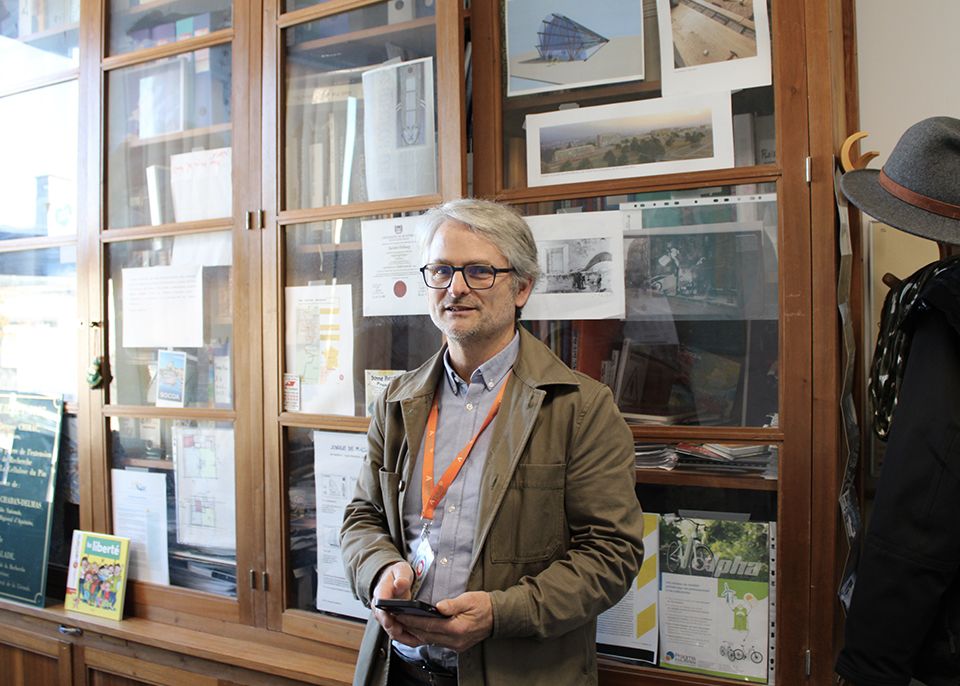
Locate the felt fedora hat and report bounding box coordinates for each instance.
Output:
[841,116,960,245]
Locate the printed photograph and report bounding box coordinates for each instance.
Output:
[656,0,771,96]
[623,226,767,320]
[669,0,758,68]
[505,0,645,96]
[526,92,734,187]
[533,237,615,294]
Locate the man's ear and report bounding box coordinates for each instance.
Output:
[513,277,533,309]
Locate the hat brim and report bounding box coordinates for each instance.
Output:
[841,168,960,244]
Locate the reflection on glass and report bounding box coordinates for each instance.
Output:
[283,0,438,209]
[107,0,231,55]
[287,427,317,610]
[0,81,78,238]
[284,219,439,416]
[516,183,779,427]
[286,426,370,617]
[110,417,237,597]
[0,3,79,90]
[0,247,77,402]
[106,232,233,408]
[107,47,233,229]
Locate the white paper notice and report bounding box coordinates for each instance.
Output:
[169,147,232,223]
[171,231,233,267]
[523,211,626,320]
[284,285,355,415]
[172,425,236,550]
[361,216,429,317]
[122,265,204,348]
[111,469,170,585]
[314,430,368,619]
[362,57,437,201]
[598,512,659,664]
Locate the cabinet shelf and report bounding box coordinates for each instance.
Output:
[13,22,79,42]
[127,122,232,148]
[599,658,748,685]
[635,468,776,492]
[288,15,435,55]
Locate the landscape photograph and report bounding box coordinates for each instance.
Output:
[538,109,714,175]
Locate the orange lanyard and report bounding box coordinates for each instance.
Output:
[420,372,511,521]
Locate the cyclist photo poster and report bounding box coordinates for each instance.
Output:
[658,514,773,683]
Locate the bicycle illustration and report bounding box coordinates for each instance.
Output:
[719,641,764,664]
[663,517,715,574]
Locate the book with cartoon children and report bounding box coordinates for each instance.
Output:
[65,530,131,621]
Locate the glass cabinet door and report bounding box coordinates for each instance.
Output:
[105,234,233,409]
[106,46,233,230]
[98,0,251,617]
[267,0,461,638]
[282,0,439,210]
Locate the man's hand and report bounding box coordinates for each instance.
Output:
[394,591,493,653]
[372,561,421,647]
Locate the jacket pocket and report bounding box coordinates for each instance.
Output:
[490,464,565,563]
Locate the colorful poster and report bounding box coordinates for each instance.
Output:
[284,284,355,415]
[658,515,772,683]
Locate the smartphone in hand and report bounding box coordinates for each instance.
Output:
[374,598,445,618]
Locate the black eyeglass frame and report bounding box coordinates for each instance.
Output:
[419,263,516,290]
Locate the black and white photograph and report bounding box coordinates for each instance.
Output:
[623,223,772,320]
[535,237,615,294]
[656,0,771,96]
[522,211,625,320]
[505,0,645,97]
[525,92,734,187]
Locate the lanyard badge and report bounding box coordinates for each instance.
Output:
[408,373,511,596]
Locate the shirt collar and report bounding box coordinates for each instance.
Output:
[441,331,520,394]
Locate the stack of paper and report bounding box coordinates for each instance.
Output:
[634,443,678,470]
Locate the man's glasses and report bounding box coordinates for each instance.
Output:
[419,263,515,290]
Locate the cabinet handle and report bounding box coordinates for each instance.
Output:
[58,625,83,636]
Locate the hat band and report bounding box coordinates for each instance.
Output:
[879,169,960,220]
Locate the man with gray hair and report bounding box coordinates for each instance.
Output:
[341,198,644,686]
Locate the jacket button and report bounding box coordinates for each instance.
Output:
[378,648,386,658]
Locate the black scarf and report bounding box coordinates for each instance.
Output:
[870,255,960,439]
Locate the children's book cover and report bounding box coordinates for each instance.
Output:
[65,530,130,620]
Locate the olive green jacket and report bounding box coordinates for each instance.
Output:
[340,327,645,686]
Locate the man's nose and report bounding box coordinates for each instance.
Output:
[447,270,472,295]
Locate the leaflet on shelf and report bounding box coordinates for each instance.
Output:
[65,531,131,621]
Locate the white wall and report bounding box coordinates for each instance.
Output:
[856,1,960,332]
[856,0,960,160]
[855,1,960,474]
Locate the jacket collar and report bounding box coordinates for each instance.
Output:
[383,326,580,404]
